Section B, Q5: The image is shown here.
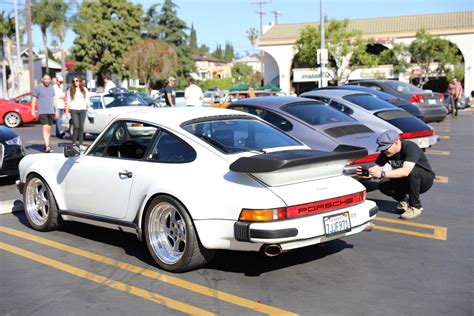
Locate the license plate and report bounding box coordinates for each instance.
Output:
[428,99,436,105]
[418,137,430,148]
[324,212,351,237]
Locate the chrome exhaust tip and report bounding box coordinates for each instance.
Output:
[365,222,375,232]
[260,244,282,257]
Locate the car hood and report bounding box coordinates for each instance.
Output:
[0,126,18,142]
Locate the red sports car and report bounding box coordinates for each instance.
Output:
[12,92,33,107]
[0,98,37,128]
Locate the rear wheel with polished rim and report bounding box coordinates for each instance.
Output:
[24,174,61,231]
[144,196,214,272]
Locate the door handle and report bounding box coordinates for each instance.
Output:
[118,170,133,178]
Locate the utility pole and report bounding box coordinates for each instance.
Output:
[14,0,22,95]
[26,0,35,91]
[271,10,282,25]
[251,0,271,77]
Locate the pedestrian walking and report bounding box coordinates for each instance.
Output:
[448,77,463,117]
[357,130,436,220]
[164,76,176,107]
[102,71,116,93]
[67,76,90,149]
[184,78,203,107]
[31,74,58,153]
[53,74,66,138]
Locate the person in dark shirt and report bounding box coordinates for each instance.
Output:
[358,129,435,219]
[164,76,176,107]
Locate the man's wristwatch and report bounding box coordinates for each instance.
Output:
[380,171,386,179]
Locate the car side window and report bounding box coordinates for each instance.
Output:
[88,121,158,159]
[90,96,102,109]
[329,100,354,115]
[148,131,196,163]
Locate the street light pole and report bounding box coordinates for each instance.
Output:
[14,0,22,94]
[319,0,327,88]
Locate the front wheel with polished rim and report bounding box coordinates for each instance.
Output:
[4,112,22,128]
[24,174,61,231]
[144,196,214,272]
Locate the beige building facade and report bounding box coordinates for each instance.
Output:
[260,11,474,95]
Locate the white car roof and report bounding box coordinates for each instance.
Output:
[115,107,254,129]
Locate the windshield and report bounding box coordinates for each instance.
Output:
[103,93,148,108]
[182,118,301,154]
[385,81,424,93]
[343,94,398,111]
[283,102,354,125]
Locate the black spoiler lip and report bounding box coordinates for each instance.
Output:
[229,145,368,173]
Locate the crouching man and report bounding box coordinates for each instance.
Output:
[358,130,436,220]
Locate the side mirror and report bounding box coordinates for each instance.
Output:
[64,145,81,157]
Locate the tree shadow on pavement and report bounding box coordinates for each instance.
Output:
[207,240,353,277]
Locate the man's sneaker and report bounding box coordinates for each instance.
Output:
[397,200,409,212]
[44,146,53,153]
[401,206,423,220]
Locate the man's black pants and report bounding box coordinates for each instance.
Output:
[378,166,435,208]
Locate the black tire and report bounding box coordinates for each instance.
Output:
[144,195,215,272]
[4,111,22,128]
[23,174,62,231]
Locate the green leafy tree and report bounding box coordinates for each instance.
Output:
[231,63,254,83]
[189,23,197,54]
[212,44,223,60]
[0,11,15,58]
[124,38,177,92]
[142,4,161,39]
[31,0,65,74]
[198,78,233,91]
[379,42,410,76]
[154,0,195,87]
[294,19,378,84]
[198,44,210,56]
[71,0,143,82]
[409,29,462,86]
[49,0,69,83]
[224,42,234,62]
[246,27,258,55]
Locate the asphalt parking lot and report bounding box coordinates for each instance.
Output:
[1,110,473,315]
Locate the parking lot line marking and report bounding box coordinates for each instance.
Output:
[0,242,214,316]
[374,217,447,240]
[0,227,296,316]
[435,176,449,184]
[426,149,450,155]
[439,135,450,139]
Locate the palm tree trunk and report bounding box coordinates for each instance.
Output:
[60,31,65,83]
[42,27,48,74]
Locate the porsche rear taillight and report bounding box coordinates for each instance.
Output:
[409,94,424,104]
[349,153,380,165]
[400,130,434,139]
[239,191,366,222]
[439,94,444,102]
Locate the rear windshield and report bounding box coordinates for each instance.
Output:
[385,81,423,93]
[182,118,301,154]
[343,94,397,111]
[283,102,354,126]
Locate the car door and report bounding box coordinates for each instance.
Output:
[64,120,158,218]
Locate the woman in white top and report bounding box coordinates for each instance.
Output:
[67,76,90,147]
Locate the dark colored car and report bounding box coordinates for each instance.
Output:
[137,92,159,107]
[313,85,424,119]
[349,80,447,123]
[229,96,380,175]
[0,126,24,178]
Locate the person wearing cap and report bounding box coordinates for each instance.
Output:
[164,76,176,107]
[53,74,66,138]
[358,129,436,219]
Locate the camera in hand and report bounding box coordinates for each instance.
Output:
[361,168,369,177]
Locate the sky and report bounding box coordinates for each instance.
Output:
[1,0,473,56]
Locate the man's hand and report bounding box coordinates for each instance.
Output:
[31,110,37,118]
[369,165,383,179]
[356,167,371,179]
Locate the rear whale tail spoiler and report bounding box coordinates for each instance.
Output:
[230,145,368,173]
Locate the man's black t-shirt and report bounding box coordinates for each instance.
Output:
[375,140,435,175]
[164,84,175,106]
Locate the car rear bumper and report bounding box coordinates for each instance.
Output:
[405,134,439,148]
[422,113,447,123]
[194,200,378,252]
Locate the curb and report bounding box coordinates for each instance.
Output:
[0,200,24,215]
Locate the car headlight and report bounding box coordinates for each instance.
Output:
[5,136,22,146]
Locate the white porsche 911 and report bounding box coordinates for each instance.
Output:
[17,107,378,272]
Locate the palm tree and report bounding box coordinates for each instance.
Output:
[0,11,16,58]
[50,0,69,82]
[31,0,62,74]
[246,27,258,56]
